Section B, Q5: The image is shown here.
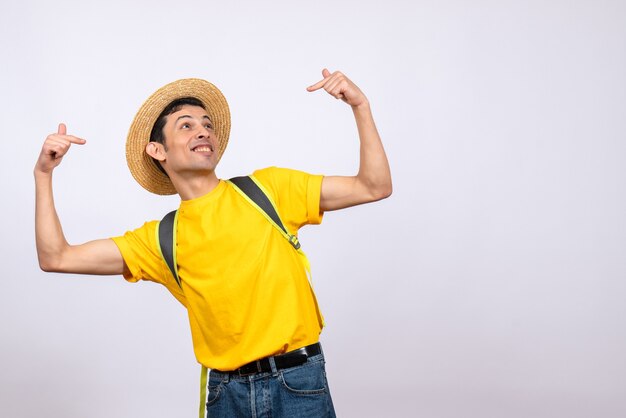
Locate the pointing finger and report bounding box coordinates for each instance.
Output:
[306,68,333,92]
[306,78,327,92]
[53,123,86,144]
[51,135,87,145]
[67,135,87,145]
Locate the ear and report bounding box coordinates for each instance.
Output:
[145,142,166,162]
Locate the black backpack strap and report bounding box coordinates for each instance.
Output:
[228,175,319,324]
[157,209,181,288]
[229,175,300,250]
[157,175,305,288]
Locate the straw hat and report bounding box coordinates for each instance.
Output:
[126,78,231,195]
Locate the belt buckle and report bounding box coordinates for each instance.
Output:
[237,360,262,377]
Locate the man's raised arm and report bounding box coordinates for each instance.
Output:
[34,123,125,275]
[307,69,392,212]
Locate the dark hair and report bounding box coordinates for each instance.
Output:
[149,97,206,175]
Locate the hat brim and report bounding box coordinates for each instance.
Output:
[126,78,231,195]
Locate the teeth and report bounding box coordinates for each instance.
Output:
[193,146,212,152]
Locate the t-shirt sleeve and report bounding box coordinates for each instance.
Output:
[252,167,324,234]
[110,221,169,285]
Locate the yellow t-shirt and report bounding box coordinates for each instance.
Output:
[111,167,325,370]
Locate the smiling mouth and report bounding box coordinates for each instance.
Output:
[192,144,214,152]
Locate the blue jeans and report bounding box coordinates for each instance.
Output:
[204,352,336,417]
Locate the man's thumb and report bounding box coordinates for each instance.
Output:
[58,123,67,135]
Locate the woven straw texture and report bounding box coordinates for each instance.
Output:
[126,78,231,195]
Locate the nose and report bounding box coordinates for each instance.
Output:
[196,126,211,139]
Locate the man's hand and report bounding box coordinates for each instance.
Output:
[34,123,125,275]
[307,68,392,211]
[35,123,86,175]
[307,69,369,108]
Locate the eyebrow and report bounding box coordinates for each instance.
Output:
[175,115,212,122]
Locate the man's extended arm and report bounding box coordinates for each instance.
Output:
[34,124,125,275]
[307,69,392,211]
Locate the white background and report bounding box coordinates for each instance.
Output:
[1,0,625,417]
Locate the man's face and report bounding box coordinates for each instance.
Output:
[160,104,220,178]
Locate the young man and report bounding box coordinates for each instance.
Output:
[34,69,391,417]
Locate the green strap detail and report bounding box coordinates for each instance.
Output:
[248,176,314,283]
[248,176,303,249]
[245,177,323,326]
[158,176,315,292]
[227,176,315,287]
[199,365,208,418]
[228,180,292,242]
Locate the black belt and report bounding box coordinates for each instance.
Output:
[219,343,322,377]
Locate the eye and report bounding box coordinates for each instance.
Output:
[181,123,190,129]
[205,123,213,130]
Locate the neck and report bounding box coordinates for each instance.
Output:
[170,171,220,200]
